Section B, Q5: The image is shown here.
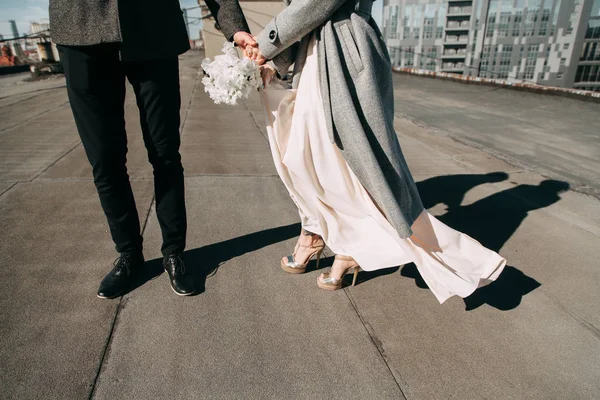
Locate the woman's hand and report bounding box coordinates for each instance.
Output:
[260,64,277,87]
[233,31,266,65]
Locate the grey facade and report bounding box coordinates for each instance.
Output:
[383,0,600,91]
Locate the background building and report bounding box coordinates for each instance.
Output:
[383,0,600,91]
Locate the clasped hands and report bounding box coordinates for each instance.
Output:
[233,31,276,86]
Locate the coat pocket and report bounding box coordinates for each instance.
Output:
[339,23,364,75]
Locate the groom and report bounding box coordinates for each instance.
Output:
[50,0,259,298]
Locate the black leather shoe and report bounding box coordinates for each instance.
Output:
[97,254,145,299]
[163,254,195,296]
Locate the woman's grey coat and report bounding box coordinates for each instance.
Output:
[256,0,424,239]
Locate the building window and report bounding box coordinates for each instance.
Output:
[525,7,539,37]
[437,4,446,39]
[423,17,434,39]
[560,58,566,65]
[591,0,600,17]
[523,44,539,80]
[590,65,600,82]
[389,46,402,66]
[486,14,496,37]
[586,18,600,39]
[539,8,550,36]
[402,6,412,40]
[557,72,563,79]
[564,43,570,50]
[497,12,510,37]
[513,11,523,36]
[575,65,600,82]
[480,60,490,77]
[579,42,600,60]
[405,46,415,67]
[420,47,438,71]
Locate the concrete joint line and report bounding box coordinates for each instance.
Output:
[88,194,156,400]
[344,289,410,400]
[87,300,123,400]
[88,70,200,399]
[0,84,67,101]
[546,293,600,339]
[0,101,70,134]
[0,182,18,198]
[242,99,269,145]
[30,140,83,182]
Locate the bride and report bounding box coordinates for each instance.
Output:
[251,0,505,303]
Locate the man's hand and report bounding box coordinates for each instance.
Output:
[233,31,256,49]
[233,31,266,65]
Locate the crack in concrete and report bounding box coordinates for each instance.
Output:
[30,141,83,182]
[344,289,410,400]
[546,293,600,340]
[86,64,200,400]
[242,97,269,145]
[0,84,67,101]
[0,101,70,134]
[0,182,18,198]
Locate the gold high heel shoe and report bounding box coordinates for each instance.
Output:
[281,234,325,274]
[317,255,361,290]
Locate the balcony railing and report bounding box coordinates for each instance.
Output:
[446,20,471,30]
[442,62,465,69]
[444,35,469,43]
[448,6,472,15]
[442,49,468,58]
[441,63,466,73]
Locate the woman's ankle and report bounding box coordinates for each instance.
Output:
[300,229,320,244]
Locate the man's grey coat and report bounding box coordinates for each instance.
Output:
[49,0,190,61]
[256,0,424,239]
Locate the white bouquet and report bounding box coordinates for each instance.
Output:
[201,42,262,106]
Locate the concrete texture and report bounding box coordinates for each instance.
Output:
[0,180,154,399]
[392,74,600,197]
[92,176,403,399]
[0,51,599,399]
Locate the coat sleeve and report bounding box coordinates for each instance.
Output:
[269,43,298,77]
[255,0,348,60]
[204,0,251,41]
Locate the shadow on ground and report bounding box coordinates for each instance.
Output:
[128,173,567,311]
[135,223,302,296]
[400,173,570,311]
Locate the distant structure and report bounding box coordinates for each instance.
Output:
[0,45,20,66]
[383,0,600,91]
[30,22,50,35]
[30,22,59,62]
[9,20,19,39]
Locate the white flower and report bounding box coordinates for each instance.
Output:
[201,42,262,106]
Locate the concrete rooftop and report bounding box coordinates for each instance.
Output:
[0,51,599,399]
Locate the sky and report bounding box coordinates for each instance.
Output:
[0,0,383,40]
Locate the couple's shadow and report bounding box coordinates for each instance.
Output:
[401,172,569,311]
[130,171,569,312]
[129,223,302,296]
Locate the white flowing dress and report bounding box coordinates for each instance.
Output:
[259,36,506,303]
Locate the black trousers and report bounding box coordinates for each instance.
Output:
[59,44,186,257]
